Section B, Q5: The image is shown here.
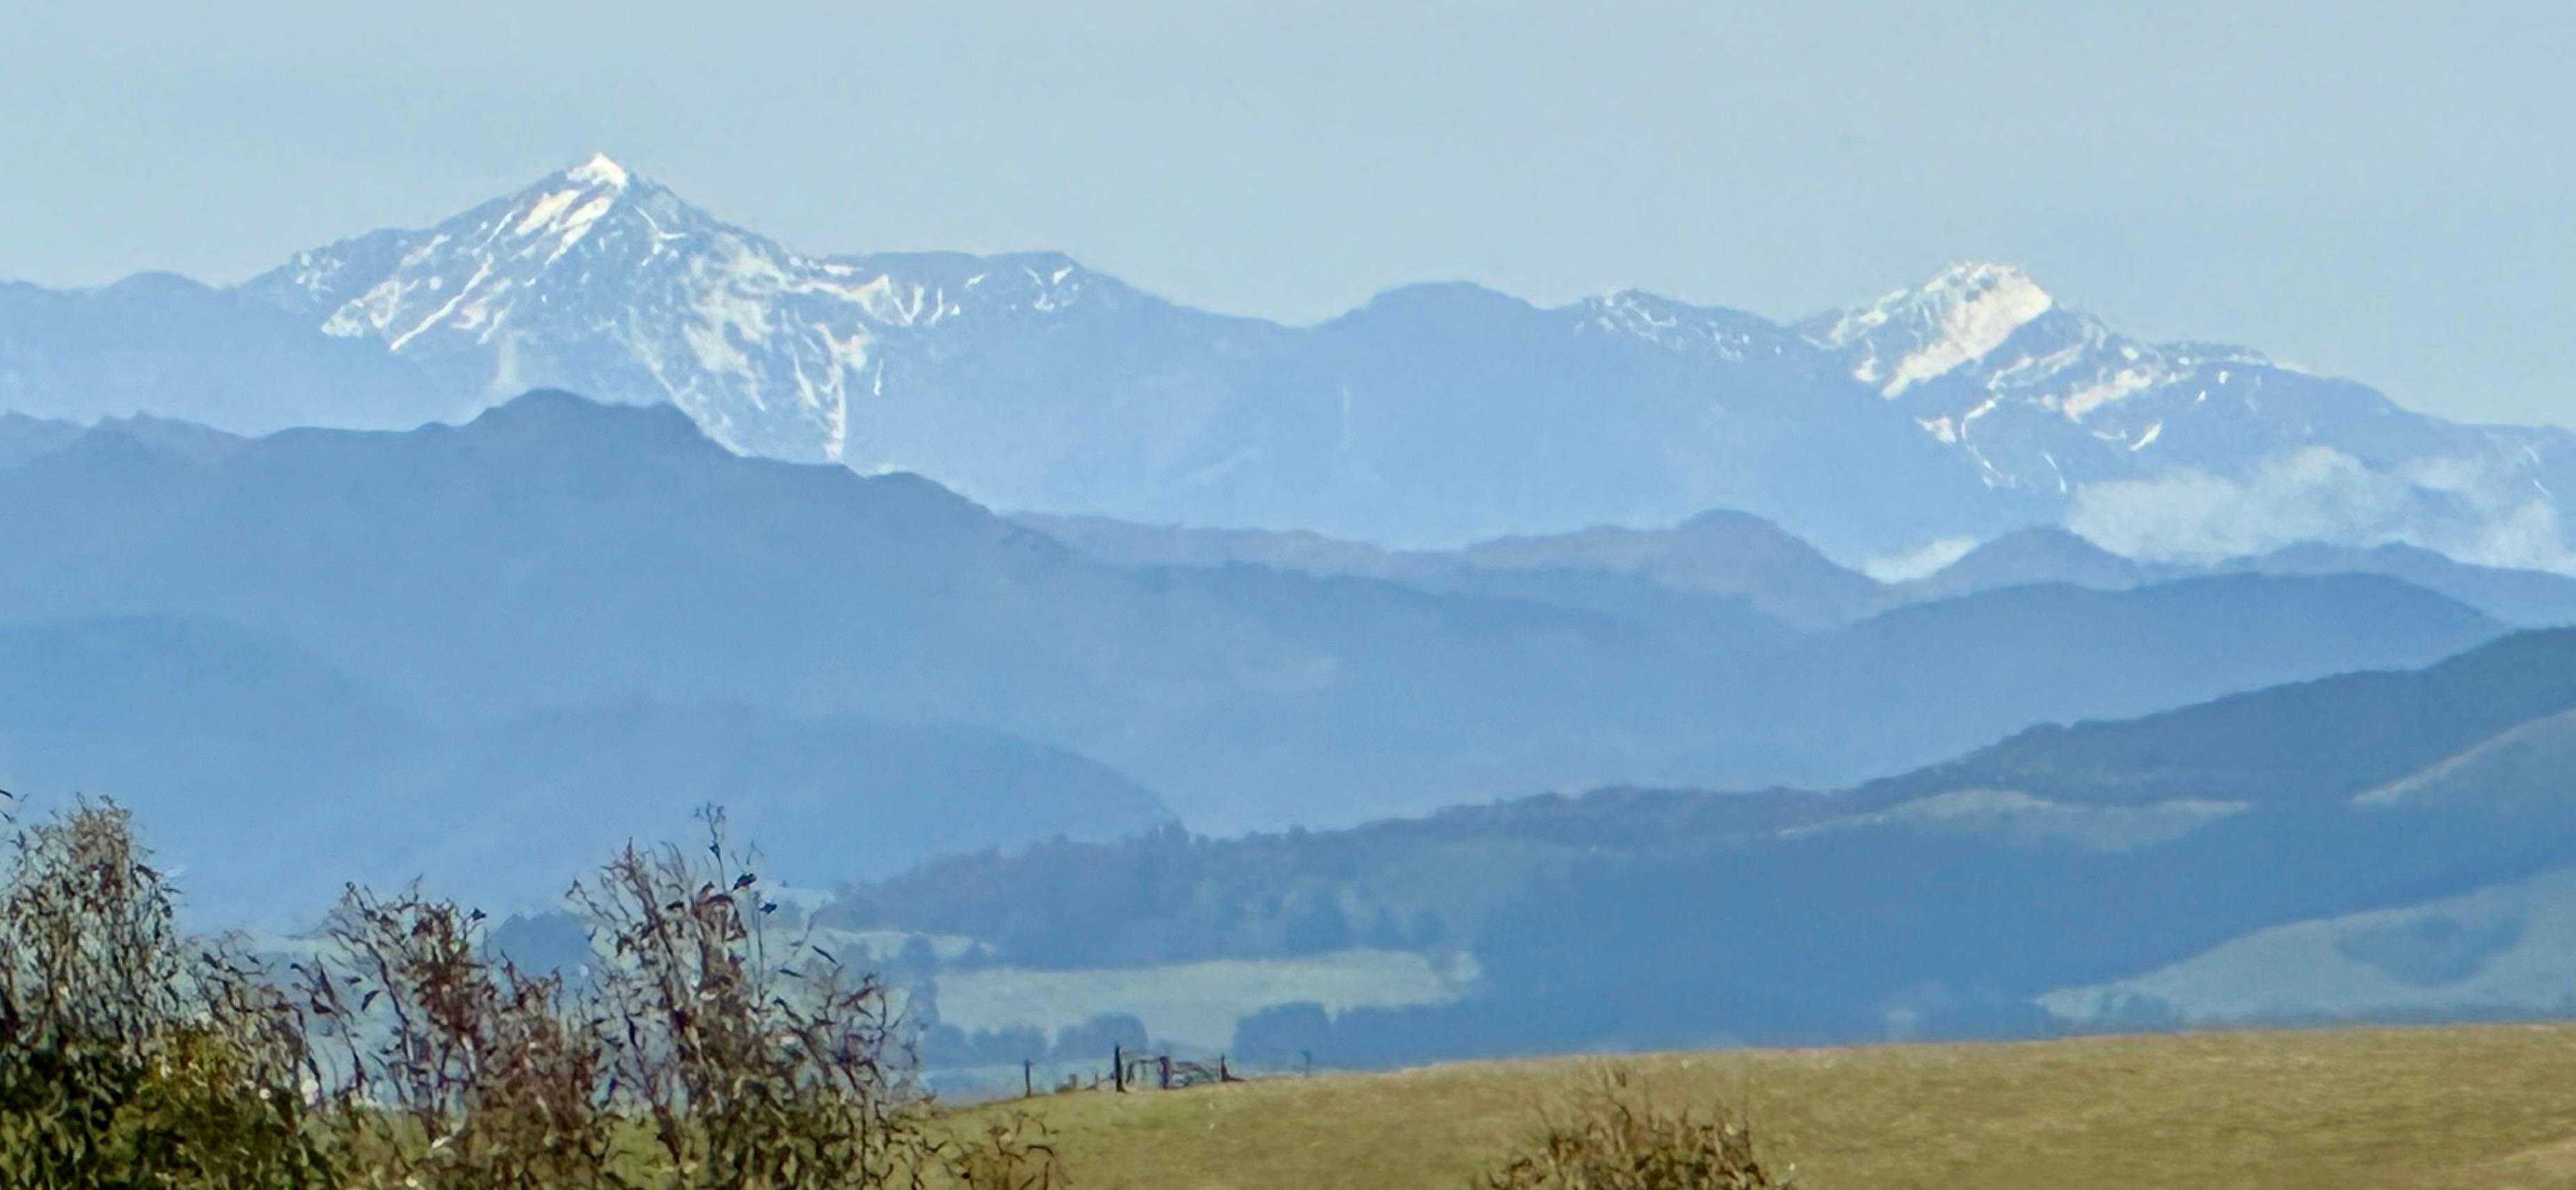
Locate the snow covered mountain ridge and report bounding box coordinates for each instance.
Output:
[1800,262,2285,489]
[10,152,2575,573]
[246,152,1114,463]
[1791,260,2576,576]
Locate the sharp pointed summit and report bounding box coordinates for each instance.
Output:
[561,151,633,191]
[1814,262,2060,397]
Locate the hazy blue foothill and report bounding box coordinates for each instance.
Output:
[0,614,1174,922]
[0,392,2508,927]
[1035,515,2576,632]
[0,384,2563,1085]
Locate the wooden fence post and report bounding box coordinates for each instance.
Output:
[1114,1043,1126,1093]
[1023,1059,1034,1098]
[1158,1054,1171,1090]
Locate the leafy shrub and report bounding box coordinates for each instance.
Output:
[0,795,332,1188]
[294,882,628,1189]
[0,797,1061,1189]
[1478,1067,1787,1190]
[567,816,954,1188]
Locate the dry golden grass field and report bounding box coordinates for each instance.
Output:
[985,1024,2576,1189]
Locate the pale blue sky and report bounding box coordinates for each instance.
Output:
[4,1,2572,425]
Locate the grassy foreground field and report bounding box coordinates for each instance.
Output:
[985,1024,2576,1189]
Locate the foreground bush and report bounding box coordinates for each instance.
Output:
[0,798,330,1188]
[0,796,1059,1189]
[1478,1067,1787,1190]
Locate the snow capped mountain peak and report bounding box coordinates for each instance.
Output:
[261,161,675,363]
[1818,262,2057,397]
[562,151,632,191]
[482,156,657,260]
[1800,262,2309,497]
[239,159,1138,466]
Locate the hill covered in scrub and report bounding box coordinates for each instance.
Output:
[821,628,2576,1070]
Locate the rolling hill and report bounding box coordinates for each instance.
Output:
[822,629,2576,1070]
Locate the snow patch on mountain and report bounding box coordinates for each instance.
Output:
[2061,366,2161,420]
[563,151,631,190]
[1820,263,2056,396]
[1579,289,1784,362]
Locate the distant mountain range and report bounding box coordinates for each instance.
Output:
[6,154,2575,569]
[0,394,2508,923]
[1024,512,2576,632]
